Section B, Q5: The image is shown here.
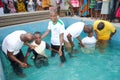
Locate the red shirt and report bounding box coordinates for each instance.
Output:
[0,0,4,7]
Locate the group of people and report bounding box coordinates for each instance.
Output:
[89,0,120,21]
[2,7,116,78]
[67,0,120,22]
[0,0,65,14]
[0,0,120,22]
[0,0,51,14]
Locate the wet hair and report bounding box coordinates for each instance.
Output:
[84,25,93,33]
[88,27,93,33]
[34,31,42,38]
[97,22,104,31]
[34,31,41,35]
[25,33,34,42]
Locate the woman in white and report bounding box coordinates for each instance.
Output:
[101,0,110,20]
[27,0,35,12]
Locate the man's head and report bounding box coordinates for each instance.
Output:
[84,25,93,33]
[34,32,41,44]
[24,33,34,43]
[84,25,94,37]
[97,22,104,31]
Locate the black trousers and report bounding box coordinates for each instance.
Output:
[32,50,49,68]
[34,54,49,68]
[8,50,24,75]
[51,44,66,63]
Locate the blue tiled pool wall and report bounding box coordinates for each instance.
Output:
[0,46,5,80]
[0,58,5,80]
[0,17,119,80]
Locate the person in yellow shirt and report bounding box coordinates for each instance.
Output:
[93,20,116,53]
[17,0,26,12]
[42,0,50,10]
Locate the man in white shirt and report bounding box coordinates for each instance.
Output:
[42,8,66,65]
[2,30,34,78]
[64,22,93,57]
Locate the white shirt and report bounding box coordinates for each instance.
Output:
[37,0,42,6]
[81,36,97,54]
[2,30,26,55]
[32,41,47,57]
[56,0,65,7]
[48,19,65,45]
[0,8,4,15]
[82,36,97,48]
[28,0,34,5]
[64,22,85,42]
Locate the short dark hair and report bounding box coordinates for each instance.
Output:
[84,25,93,33]
[34,31,41,35]
[97,22,104,31]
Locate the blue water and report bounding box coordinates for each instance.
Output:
[0,17,120,80]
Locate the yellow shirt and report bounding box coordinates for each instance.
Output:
[17,0,26,12]
[93,20,116,40]
[42,0,50,8]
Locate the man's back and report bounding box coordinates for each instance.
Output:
[2,30,26,55]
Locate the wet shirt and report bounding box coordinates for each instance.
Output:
[82,36,97,48]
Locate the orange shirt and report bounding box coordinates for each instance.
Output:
[42,0,50,8]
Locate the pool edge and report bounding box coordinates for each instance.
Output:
[0,58,5,80]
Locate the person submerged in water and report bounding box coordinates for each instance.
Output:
[64,22,95,57]
[81,25,97,54]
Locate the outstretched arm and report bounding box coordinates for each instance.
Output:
[24,52,30,63]
[24,48,32,63]
[67,33,74,47]
[77,36,85,47]
[46,43,62,56]
[59,33,64,56]
[24,42,36,49]
[41,29,50,39]
[94,30,98,40]
[49,47,62,56]
[110,29,116,40]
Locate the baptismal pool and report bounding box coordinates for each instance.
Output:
[0,17,120,80]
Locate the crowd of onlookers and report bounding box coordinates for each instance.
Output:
[0,0,120,22]
[67,0,120,22]
[0,0,51,14]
